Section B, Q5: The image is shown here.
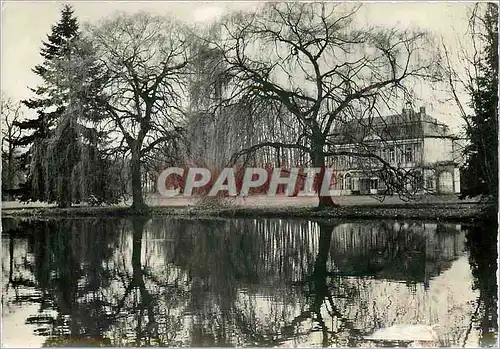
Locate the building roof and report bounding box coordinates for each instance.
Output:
[329,107,458,144]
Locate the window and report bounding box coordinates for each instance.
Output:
[405,146,413,163]
[415,172,424,189]
[389,147,395,163]
[426,176,434,189]
[370,178,379,190]
[381,148,387,161]
[344,175,351,190]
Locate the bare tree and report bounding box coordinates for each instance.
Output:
[204,3,439,206]
[87,12,190,208]
[440,3,498,201]
[1,95,23,196]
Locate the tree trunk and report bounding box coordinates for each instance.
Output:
[7,151,14,191]
[58,197,71,208]
[131,217,157,337]
[130,151,146,209]
[312,223,333,298]
[311,223,335,347]
[311,143,337,208]
[58,173,72,208]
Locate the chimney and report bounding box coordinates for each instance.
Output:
[402,101,413,116]
[402,101,413,120]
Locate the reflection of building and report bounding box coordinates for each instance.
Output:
[328,222,465,283]
[327,104,465,195]
[1,218,482,348]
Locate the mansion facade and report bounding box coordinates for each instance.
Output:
[325,105,465,195]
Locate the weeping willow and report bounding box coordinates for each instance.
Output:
[186,43,307,169]
[23,37,123,207]
[28,138,52,202]
[28,104,118,207]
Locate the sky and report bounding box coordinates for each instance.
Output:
[1,1,474,133]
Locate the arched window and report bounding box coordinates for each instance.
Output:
[344,173,352,190]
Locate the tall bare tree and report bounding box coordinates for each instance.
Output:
[441,3,498,202]
[207,3,439,206]
[87,12,190,209]
[1,96,23,196]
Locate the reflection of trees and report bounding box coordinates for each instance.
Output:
[149,218,321,346]
[464,222,498,347]
[158,219,413,347]
[325,221,470,345]
[1,217,487,347]
[292,222,367,347]
[115,217,162,346]
[94,217,191,347]
[40,219,119,345]
[2,218,120,345]
[329,221,464,284]
[2,219,39,313]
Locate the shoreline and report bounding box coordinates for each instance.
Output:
[1,201,496,224]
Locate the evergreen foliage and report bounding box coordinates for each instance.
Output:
[15,5,121,207]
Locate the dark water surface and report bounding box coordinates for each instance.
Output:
[1,217,497,347]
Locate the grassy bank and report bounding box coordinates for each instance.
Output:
[1,201,496,223]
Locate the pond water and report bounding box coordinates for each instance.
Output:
[1,217,497,347]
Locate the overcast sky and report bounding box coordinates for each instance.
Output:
[2,1,473,132]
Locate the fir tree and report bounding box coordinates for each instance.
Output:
[16,4,121,206]
[17,4,79,146]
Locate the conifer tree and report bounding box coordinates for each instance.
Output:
[16,4,121,206]
[17,5,78,145]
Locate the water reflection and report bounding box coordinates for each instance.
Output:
[1,217,497,347]
[464,222,498,347]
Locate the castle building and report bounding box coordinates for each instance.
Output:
[326,105,465,195]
